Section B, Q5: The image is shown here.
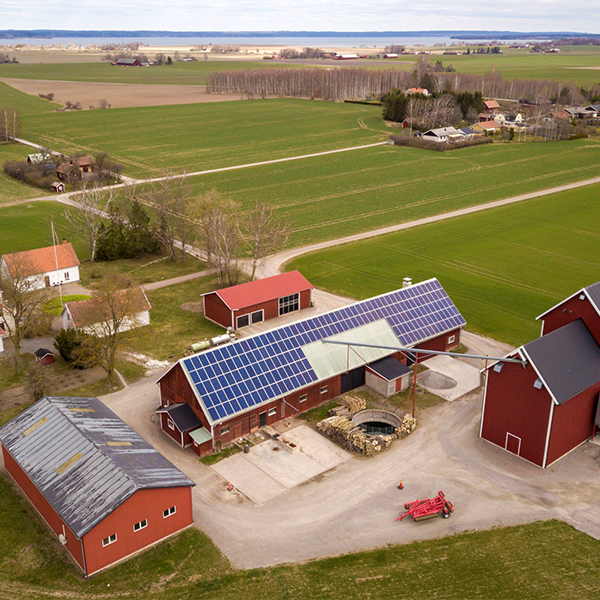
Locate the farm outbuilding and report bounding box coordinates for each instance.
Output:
[202,271,314,330]
[158,278,465,456]
[0,396,195,576]
[35,348,54,365]
[480,282,600,467]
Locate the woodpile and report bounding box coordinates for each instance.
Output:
[338,394,366,414]
[316,416,393,456]
[326,405,351,418]
[396,414,418,438]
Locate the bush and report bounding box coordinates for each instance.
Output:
[389,135,494,152]
[54,328,97,367]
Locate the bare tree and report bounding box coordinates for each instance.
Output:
[0,106,20,142]
[212,203,243,288]
[143,174,192,261]
[244,201,290,280]
[72,277,148,385]
[0,255,50,372]
[64,184,113,261]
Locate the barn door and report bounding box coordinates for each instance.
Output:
[505,433,521,456]
[341,366,365,394]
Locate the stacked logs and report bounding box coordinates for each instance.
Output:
[337,394,366,414]
[396,414,418,438]
[316,416,393,456]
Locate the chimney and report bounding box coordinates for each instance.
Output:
[62,238,68,245]
[402,277,412,288]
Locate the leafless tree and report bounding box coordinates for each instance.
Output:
[64,184,113,261]
[142,174,192,261]
[212,203,243,288]
[244,201,290,280]
[0,255,50,372]
[0,106,20,142]
[72,277,146,385]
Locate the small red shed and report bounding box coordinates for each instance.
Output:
[34,348,54,365]
[203,271,314,330]
[0,396,195,576]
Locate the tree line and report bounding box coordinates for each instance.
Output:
[207,62,599,106]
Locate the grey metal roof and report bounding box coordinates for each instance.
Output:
[0,396,194,538]
[585,282,600,314]
[369,357,411,381]
[522,319,600,405]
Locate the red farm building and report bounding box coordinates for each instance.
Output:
[0,396,195,576]
[158,278,465,456]
[203,271,314,330]
[480,281,600,467]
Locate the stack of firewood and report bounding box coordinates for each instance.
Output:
[316,416,393,455]
[338,394,366,414]
[396,414,418,438]
[326,405,351,418]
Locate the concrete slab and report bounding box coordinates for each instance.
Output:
[211,453,286,504]
[211,425,351,504]
[419,355,481,401]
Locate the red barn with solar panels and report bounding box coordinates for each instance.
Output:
[203,271,314,330]
[480,282,600,467]
[159,278,465,456]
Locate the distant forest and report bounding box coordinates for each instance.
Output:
[1,29,599,40]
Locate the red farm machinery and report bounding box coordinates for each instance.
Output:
[397,491,454,522]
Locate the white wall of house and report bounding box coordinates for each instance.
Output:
[42,266,80,288]
[80,310,151,337]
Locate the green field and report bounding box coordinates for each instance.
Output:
[286,180,600,345]
[0,142,49,203]
[0,468,599,600]
[185,137,600,246]
[287,183,600,346]
[13,96,387,177]
[0,59,301,86]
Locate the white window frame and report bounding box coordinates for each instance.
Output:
[163,506,176,519]
[299,394,307,403]
[447,334,456,344]
[167,419,175,430]
[278,293,300,316]
[63,271,70,281]
[320,386,328,394]
[133,519,147,532]
[268,407,276,417]
[102,533,117,547]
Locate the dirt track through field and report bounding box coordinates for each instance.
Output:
[1,78,243,108]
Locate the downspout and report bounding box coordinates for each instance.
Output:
[542,398,555,468]
[80,536,88,577]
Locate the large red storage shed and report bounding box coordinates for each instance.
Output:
[481,313,600,467]
[203,271,314,330]
[159,278,465,456]
[0,396,195,576]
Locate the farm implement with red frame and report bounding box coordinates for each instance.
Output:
[397,490,454,522]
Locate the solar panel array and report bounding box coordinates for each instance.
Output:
[183,279,465,423]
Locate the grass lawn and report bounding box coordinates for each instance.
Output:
[186,137,600,247]
[288,182,600,347]
[0,142,50,204]
[42,294,90,315]
[0,469,599,600]
[125,274,226,360]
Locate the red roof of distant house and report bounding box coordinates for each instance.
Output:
[484,100,500,110]
[2,243,79,278]
[208,271,314,310]
[478,120,501,129]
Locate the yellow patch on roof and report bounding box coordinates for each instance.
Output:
[23,417,48,437]
[70,407,96,413]
[56,452,83,475]
[105,441,132,446]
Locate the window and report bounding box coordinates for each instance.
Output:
[236,314,249,328]
[447,334,456,344]
[221,426,230,435]
[320,386,328,394]
[163,506,176,518]
[64,272,70,281]
[102,533,117,547]
[167,419,175,430]
[299,394,307,403]
[279,293,300,316]
[268,407,276,417]
[133,519,147,532]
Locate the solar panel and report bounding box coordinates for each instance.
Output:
[181,278,465,423]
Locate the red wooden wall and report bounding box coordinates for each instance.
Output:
[204,293,232,329]
[481,360,552,467]
[540,296,600,342]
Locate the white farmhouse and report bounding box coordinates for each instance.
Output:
[1,242,80,290]
[422,127,465,143]
[61,287,151,337]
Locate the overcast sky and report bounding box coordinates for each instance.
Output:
[2,0,600,34]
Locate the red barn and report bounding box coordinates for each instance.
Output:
[203,271,314,330]
[0,396,195,576]
[159,278,465,456]
[480,281,600,467]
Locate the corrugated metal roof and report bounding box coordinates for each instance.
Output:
[303,319,401,381]
[189,427,212,444]
[0,396,194,538]
[206,271,313,311]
